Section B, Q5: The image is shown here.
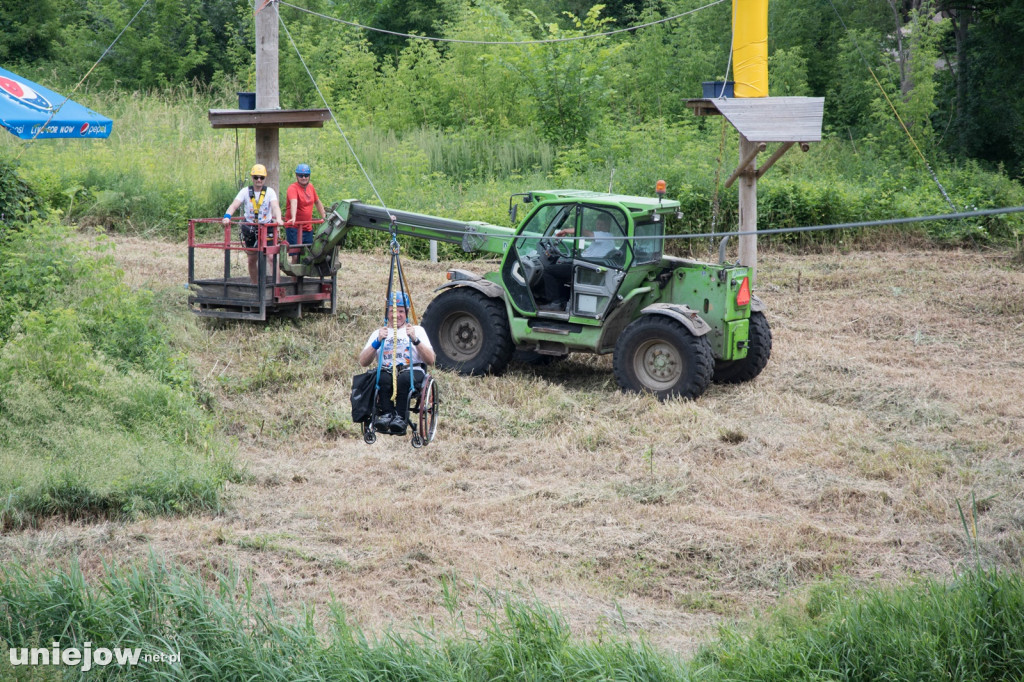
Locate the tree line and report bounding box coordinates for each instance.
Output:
[2,0,1022,177]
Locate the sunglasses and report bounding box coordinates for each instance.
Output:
[296,174,310,178]
[252,175,265,180]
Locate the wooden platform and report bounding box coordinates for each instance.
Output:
[207,108,332,129]
[188,275,335,321]
[685,96,824,143]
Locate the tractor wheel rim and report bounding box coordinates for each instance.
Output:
[442,313,481,360]
[635,339,682,391]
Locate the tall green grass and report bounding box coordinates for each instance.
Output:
[3,89,1022,246]
[0,206,233,529]
[1,558,1021,681]
[0,557,683,681]
[691,567,1024,681]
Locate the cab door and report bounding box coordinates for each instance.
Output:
[500,202,575,315]
[568,205,630,320]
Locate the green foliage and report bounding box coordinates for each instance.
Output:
[0,557,683,681]
[606,2,730,121]
[825,28,886,137]
[3,0,1024,175]
[868,5,944,157]
[0,158,43,229]
[692,567,1024,681]
[503,6,626,145]
[0,0,65,64]
[1,558,1023,680]
[768,47,810,96]
[0,220,78,338]
[943,0,1024,178]
[5,84,1022,248]
[0,218,232,529]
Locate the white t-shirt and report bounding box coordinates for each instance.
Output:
[582,230,616,258]
[363,325,433,369]
[233,186,278,223]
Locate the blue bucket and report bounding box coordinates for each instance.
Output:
[701,81,734,98]
[238,92,256,110]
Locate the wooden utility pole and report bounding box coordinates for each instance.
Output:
[208,2,329,196]
[255,1,280,193]
[737,134,759,281]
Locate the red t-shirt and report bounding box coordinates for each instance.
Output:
[286,181,320,231]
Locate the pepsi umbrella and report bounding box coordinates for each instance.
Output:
[0,67,112,139]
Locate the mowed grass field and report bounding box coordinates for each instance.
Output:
[2,236,1022,654]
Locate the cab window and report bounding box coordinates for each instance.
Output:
[632,216,664,264]
[576,206,628,269]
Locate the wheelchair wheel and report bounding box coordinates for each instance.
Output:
[411,433,424,448]
[418,374,439,445]
[361,421,376,445]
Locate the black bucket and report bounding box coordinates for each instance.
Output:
[238,92,256,110]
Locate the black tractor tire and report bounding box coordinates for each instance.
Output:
[421,287,514,376]
[713,310,772,384]
[613,316,714,400]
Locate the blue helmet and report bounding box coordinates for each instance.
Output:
[387,291,409,308]
[295,163,311,175]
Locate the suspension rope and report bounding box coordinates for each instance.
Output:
[821,0,957,212]
[389,240,400,402]
[18,0,153,156]
[279,2,426,414]
[279,0,728,46]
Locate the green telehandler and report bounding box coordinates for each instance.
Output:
[283,187,771,400]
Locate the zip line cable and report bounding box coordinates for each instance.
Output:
[19,0,153,155]
[278,0,728,45]
[821,0,957,212]
[276,0,1009,251]
[358,205,1024,243]
[276,0,729,223]
[276,5,393,219]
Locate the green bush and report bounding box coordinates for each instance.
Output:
[0,208,232,529]
[0,158,43,230]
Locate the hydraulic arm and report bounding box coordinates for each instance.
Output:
[280,200,516,278]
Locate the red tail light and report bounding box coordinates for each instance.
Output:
[736,276,751,307]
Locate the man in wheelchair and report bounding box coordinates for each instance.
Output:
[357,292,436,435]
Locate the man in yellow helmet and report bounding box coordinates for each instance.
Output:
[222,163,283,284]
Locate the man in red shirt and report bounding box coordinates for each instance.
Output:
[284,163,326,249]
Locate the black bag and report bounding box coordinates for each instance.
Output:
[351,371,377,423]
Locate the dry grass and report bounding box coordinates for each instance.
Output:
[2,237,1023,655]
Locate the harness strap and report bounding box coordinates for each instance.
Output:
[248,186,267,219]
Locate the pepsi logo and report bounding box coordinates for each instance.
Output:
[80,122,89,135]
[0,75,52,113]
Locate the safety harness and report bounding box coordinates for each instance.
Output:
[247,186,267,221]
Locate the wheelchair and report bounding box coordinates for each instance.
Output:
[359,369,439,448]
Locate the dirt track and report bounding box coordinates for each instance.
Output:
[2,237,1023,654]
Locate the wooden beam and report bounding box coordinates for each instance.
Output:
[724,142,765,188]
[755,141,794,180]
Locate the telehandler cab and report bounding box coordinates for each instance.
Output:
[283,187,771,400]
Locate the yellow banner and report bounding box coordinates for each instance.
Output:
[732,0,769,97]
